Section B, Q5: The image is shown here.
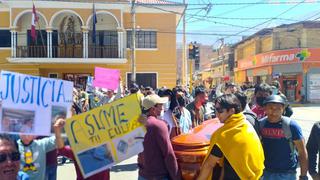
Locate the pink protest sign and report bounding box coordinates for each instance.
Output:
[93,67,120,90]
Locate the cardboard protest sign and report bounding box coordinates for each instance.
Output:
[86,76,94,93]
[93,67,120,91]
[0,71,73,135]
[64,94,146,178]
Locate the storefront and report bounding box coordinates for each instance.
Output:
[273,64,303,102]
[246,69,254,83]
[307,68,320,103]
[236,48,320,102]
[253,66,272,84]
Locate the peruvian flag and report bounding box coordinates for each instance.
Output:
[31,3,38,41]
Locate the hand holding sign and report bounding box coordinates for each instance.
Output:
[64,94,146,178]
[0,71,73,135]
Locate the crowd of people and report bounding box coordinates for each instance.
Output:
[1,80,320,180]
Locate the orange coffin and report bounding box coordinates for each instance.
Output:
[172,119,223,180]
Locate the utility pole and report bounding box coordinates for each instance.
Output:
[131,0,136,84]
[183,0,187,87]
[219,38,225,78]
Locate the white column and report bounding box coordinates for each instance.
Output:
[82,31,89,58]
[50,31,53,58]
[81,26,89,58]
[11,30,17,58]
[86,32,89,58]
[83,32,86,58]
[11,31,14,57]
[14,32,17,58]
[47,30,52,58]
[117,29,124,58]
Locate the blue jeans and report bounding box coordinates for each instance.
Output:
[262,170,296,180]
[46,164,57,180]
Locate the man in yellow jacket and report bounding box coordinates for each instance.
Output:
[198,94,265,180]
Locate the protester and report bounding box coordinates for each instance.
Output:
[163,88,192,138]
[17,119,65,180]
[157,88,173,113]
[100,89,115,104]
[259,95,308,180]
[307,122,320,180]
[251,83,273,119]
[158,88,178,137]
[186,85,214,127]
[198,94,264,180]
[173,88,192,133]
[234,92,259,134]
[224,83,238,94]
[37,135,59,180]
[271,80,293,117]
[45,149,58,180]
[129,83,144,104]
[0,134,29,180]
[144,86,154,96]
[138,94,181,180]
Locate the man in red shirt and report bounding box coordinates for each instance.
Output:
[251,83,272,119]
[138,94,181,180]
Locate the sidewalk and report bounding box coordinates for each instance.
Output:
[290,102,320,107]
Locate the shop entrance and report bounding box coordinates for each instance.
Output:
[283,77,297,102]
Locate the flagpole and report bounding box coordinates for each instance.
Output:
[32,1,46,57]
[92,0,97,58]
[37,19,46,57]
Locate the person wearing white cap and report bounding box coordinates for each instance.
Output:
[138,94,181,180]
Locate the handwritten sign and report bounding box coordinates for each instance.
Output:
[93,67,120,91]
[86,76,94,92]
[64,94,146,178]
[0,71,73,135]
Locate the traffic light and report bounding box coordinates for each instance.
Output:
[188,42,194,59]
[194,44,199,59]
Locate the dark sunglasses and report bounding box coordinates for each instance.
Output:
[0,152,20,163]
[215,107,225,114]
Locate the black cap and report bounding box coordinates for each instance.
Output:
[195,85,206,96]
[263,95,285,105]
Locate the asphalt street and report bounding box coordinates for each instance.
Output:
[57,106,320,180]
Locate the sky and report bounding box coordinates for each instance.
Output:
[175,0,320,46]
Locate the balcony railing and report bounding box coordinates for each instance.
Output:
[16,46,47,58]
[52,45,83,58]
[88,45,118,58]
[16,45,121,59]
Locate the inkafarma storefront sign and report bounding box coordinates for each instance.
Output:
[237,48,317,70]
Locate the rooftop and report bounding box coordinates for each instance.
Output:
[233,21,320,48]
